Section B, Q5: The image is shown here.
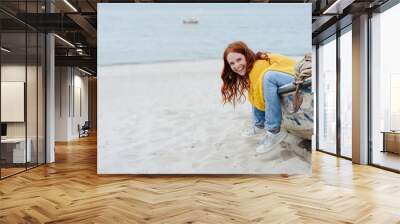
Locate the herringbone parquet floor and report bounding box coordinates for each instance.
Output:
[1,135,400,224]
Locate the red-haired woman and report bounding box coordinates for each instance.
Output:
[221,41,296,153]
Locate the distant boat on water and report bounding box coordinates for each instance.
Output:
[183,17,199,24]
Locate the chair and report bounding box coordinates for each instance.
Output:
[79,121,90,138]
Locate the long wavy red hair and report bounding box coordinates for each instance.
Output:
[221,41,269,105]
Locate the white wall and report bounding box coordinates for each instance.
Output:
[71,72,89,138]
[55,67,89,141]
[1,63,46,163]
[55,67,69,141]
[1,65,37,138]
[1,65,26,138]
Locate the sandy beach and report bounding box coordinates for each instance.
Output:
[98,59,311,174]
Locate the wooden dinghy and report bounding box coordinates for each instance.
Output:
[278,78,313,141]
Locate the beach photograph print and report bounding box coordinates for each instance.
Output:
[97,3,313,174]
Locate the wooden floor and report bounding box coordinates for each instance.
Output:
[373,150,400,171]
[1,135,400,223]
[0,167,26,178]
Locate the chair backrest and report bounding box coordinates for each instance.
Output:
[82,121,90,129]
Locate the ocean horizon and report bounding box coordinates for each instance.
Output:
[98,3,311,66]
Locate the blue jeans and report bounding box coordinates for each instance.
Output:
[253,71,294,132]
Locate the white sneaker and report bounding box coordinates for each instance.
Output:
[241,126,264,137]
[255,130,288,154]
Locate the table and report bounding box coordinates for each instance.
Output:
[381,131,400,154]
[1,138,32,163]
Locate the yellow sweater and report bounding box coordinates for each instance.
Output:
[248,53,296,111]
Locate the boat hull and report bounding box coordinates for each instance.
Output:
[279,81,313,141]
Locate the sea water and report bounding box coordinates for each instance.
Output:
[98,3,311,66]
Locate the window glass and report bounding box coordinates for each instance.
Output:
[318,36,337,154]
[340,29,352,158]
[371,3,400,171]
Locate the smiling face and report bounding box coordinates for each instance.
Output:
[226,52,247,76]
